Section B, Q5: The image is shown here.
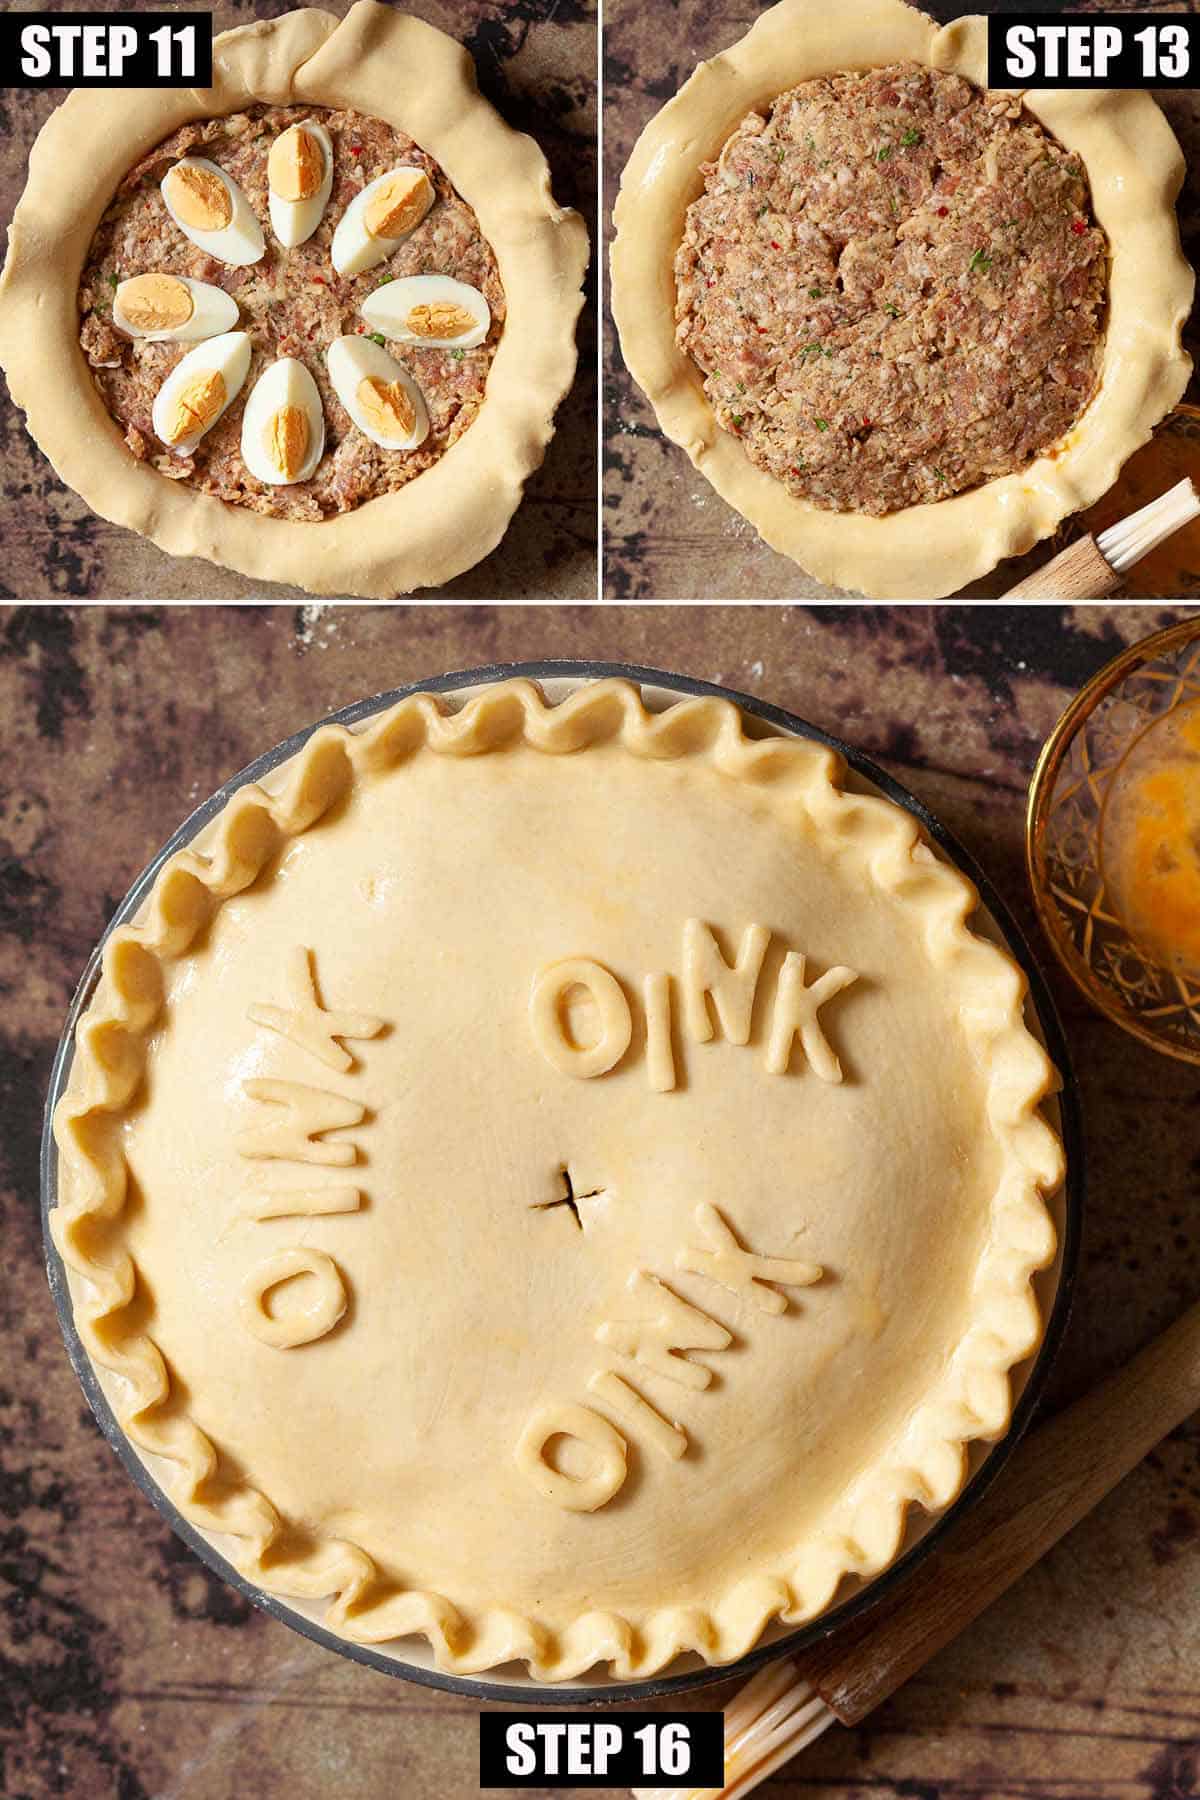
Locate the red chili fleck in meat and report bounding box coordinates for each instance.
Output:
[1071,219,1087,235]
[350,144,362,157]
[937,205,949,217]
[756,325,768,334]
[862,417,871,428]
[313,275,326,286]
[771,240,782,250]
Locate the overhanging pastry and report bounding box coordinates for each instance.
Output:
[611,0,1192,598]
[0,5,588,596]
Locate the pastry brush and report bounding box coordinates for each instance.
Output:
[1002,476,1200,598]
[634,1296,1200,1800]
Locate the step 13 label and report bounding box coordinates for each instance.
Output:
[986,13,1195,87]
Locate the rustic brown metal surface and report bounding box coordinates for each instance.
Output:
[602,0,1200,601]
[3,601,1198,1797]
[0,0,597,601]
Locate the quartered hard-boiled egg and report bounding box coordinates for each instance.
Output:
[240,357,325,486]
[359,274,490,350]
[151,331,252,456]
[327,335,429,451]
[161,158,265,267]
[112,273,239,343]
[331,167,435,279]
[267,121,334,249]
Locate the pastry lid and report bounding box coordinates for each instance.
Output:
[41,662,1083,1702]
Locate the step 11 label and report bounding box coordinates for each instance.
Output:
[5,11,213,85]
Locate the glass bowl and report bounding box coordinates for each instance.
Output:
[1027,617,1200,1064]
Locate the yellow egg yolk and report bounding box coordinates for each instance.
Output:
[1100,698,1200,976]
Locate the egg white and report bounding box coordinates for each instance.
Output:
[267,122,334,251]
[151,331,252,456]
[113,275,239,343]
[359,274,490,350]
[331,167,434,279]
[240,357,326,486]
[161,158,265,268]
[327,335,429,451]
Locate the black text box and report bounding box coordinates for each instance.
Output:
[3,12,213,86]
[987,14,1196,88]
[479,1711,725,1789]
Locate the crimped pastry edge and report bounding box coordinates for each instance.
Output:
[0,4,589,599]
[610,0,1194,600]
[51,678,1064,1681]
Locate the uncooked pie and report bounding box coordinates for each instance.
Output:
[0,4,588,596]
[52,677,1064,1682]
[611,0,1193,598]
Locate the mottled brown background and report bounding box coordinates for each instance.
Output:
[3,602,1199,1798]
[603,0,1200,600]
[0,0,597,600]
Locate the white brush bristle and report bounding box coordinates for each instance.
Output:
[632,1661,836,1800]
[1097,477,1200,576]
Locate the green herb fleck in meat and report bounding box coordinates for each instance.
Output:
[370,332,387,346]
[674,62,1105,518]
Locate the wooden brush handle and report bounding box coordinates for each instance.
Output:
[796,1300,1200,1724]
[1002,534,1119,599]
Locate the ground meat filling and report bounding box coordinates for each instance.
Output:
[78,105,504,520]
[674,66,1107,516]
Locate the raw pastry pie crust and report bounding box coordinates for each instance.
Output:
[611,0,1194,599]
[0,4,588,598]
[52,678,1064,1684]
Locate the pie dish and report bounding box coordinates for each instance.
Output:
[0,4,587,596]
[611,0,1193,599]
[51,675,1064,1683]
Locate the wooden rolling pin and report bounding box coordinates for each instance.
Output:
[637,1300,1200,1800]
